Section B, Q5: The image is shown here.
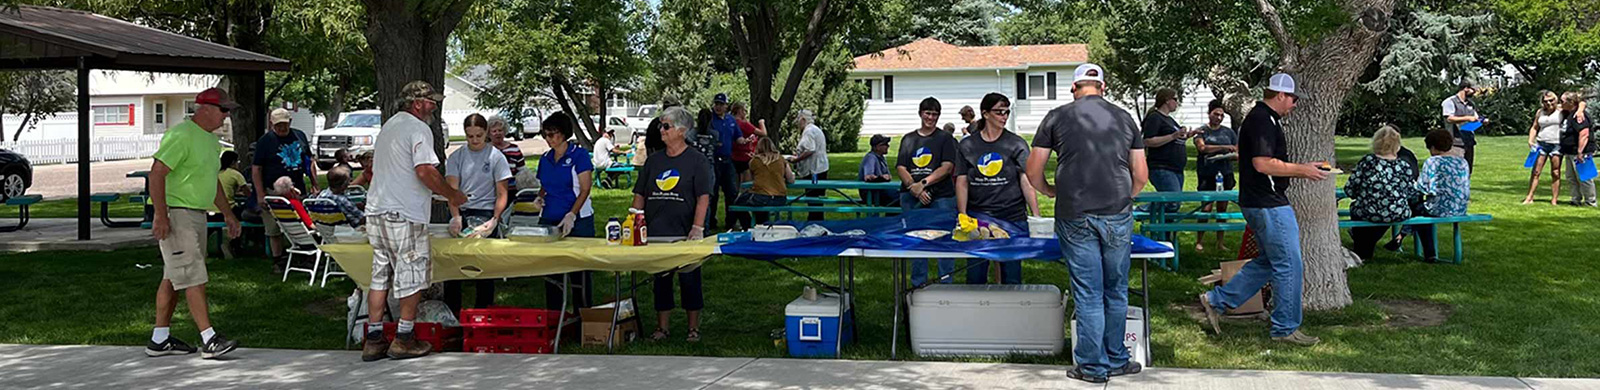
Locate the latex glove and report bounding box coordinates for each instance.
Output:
[557,213,577,237]
[449,216,464,237]
[689,225,705,240]
[475,218,499,238]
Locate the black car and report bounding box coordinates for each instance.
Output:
[0,148,31,200]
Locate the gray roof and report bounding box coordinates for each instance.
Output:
[0,5,290,73]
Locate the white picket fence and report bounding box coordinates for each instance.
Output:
[0,134,164,165]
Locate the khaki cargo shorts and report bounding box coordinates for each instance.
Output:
[160,208,209,290]
[367,213,432,298]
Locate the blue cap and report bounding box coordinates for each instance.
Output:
[713,93,729,104]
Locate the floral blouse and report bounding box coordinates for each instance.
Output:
[1345,154,1417,223]
[1415,155,1471,217]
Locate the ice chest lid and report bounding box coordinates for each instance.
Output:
[786,293,851,317]
[910,284,1063,306]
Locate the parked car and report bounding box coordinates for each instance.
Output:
[0,148,33,201]
[314,110,382,170]
[498,107,544,141]
[588,115,643,145]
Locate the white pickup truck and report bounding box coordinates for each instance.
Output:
[313,110,382,170]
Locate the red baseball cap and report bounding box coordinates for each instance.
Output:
[195,88,241,110]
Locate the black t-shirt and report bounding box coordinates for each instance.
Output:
[1195,125,1237,173]
[959,131,1031,222]
[1560,110,1595,155]
[252,129,313,192]
[1397,146,1419,180]
[633,148,714,237]
[896,129,962,199]
[1238,102,1290,208]
[1141,111,1187,172]
[1031,95,1145,220]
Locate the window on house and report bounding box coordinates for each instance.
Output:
[92,105,132,125]
[1028,75,1047,98]
[153,102,166,125]
[857,79,880,100]
[183,100,197,116]
[608,93,627,109]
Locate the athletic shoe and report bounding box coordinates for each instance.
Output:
[386,333,432,360]
[200,333,239,359]
[1065,365,1108,383]
[145,337,197,357]
[1272,330,1321,346]
[362,332,389,362]
[1198,293,1222,334]
[1108,362,1143,377]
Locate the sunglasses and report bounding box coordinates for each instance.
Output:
[204,103,231,114]
[987,109,1011,116]
[1544,99,1558,104]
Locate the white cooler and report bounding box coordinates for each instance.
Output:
[908,284,1065,356]
[1071,306,1150,367]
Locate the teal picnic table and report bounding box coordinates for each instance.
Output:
[737,180,902,218]
[1133,189,1346,269]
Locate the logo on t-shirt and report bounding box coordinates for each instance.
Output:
[912,147,933,168]
[278,141,304,172]
[978,152,1004,176]
[656,169,681,191]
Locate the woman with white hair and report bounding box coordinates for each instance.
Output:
[1344,125,1418,260]
[487,114,527,189]
[633,106,714,342]
[788,108,829,220]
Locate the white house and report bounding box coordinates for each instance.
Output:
[850,38,1222,135]
[3,71,221,142]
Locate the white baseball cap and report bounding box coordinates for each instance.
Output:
[1073,63,1105,83]
[1266,73,1297,95]
[269,108,292,125]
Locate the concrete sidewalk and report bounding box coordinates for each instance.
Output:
[0,344,1591,390]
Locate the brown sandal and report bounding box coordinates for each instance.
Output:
[686,328,701,343]
[650,328,669,342]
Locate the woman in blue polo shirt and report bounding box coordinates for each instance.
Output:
[537,112,596,310]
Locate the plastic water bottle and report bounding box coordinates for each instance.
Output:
[1215,173,1224,192]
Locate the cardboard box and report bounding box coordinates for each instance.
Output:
[1219,260,1266,315]
[579,299,639,347]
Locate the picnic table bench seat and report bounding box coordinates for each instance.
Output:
[1141,214,1493,265]
[0,194,41,232]
[90,193,144,228]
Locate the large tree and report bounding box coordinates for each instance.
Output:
[359,0,475,162]
[725,0,879,140]
[1104,0,1396,309]
[268,0,376,130]
[0,70,74,141]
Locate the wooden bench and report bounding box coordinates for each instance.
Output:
[1142,213,1494,267]
[0,194,41,232]
[90,193,145,228]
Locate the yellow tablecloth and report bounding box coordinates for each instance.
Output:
[322,237,718,288]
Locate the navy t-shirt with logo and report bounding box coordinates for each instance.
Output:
[252,129,313,192]
[959,131,1031,222]
[896,129,962,199]
[633,148,714,237]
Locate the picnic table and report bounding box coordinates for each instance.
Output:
[735,180,902,218]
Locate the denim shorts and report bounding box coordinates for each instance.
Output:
[1538,142,1561,156]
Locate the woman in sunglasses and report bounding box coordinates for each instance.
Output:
[1524,90,1566,205]
[955,92,1038,285]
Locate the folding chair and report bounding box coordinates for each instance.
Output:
[303,198,352,287]
[507,188,544,228]
[265,196,324,285]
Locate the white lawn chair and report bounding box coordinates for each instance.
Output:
[265,196,323,285]
[303,198,352,287]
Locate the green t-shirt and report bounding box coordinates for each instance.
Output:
[152,120,222,210]
[219,168,247,207]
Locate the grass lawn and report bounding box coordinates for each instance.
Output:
[0,135,1595,378]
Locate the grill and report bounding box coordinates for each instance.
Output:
[318,135,352,152]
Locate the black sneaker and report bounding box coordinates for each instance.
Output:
[1065,365,1108,383]
[200,334,239,359]
[1108,362,1143,377]
[145,337,197,357]
[1382,239,1402,252]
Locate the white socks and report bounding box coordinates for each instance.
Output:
[397,320,414,335]
[151,327,170,344]
[200,327,216,344]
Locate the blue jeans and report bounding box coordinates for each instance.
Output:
[1057,212,1133,377]
[1147,169,1184,213]
[901,193,956,286]
[1207,206,1303,337]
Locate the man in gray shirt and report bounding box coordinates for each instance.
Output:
[1025,63,1148,384]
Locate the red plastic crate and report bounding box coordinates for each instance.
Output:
[377,322,462,352]
[463,338,553,354]
[459,307,560,328]
[464,326,554,342]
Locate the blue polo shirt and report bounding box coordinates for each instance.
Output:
[537,143,595,218]
[712,113,740,158]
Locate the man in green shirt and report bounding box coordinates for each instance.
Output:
[145,88,243,359]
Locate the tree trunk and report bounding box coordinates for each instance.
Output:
[1258,0,1395,310]
[325,79,348,130]
[14,112,32,140]
[361,0,475,164]
[556,76,598,148]
[1204,65,1255,130]
[728,0,845,141]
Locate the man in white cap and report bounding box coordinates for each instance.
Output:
[252,107,318,268]
[145,87,242,359]
[1197,73,1329,346]
[1025,63,1148,383]
[362,80,468,362]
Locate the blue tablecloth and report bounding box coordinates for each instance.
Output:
[720,209,1171,261]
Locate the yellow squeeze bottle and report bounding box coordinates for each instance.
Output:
[621,213,636,246]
